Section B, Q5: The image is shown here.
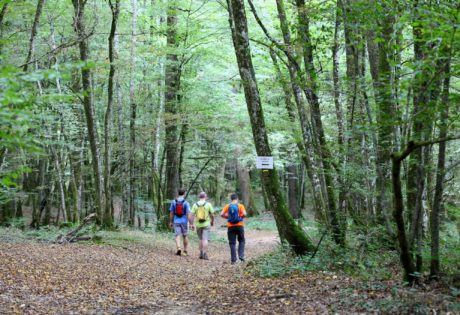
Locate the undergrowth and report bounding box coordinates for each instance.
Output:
[250,222,459,284]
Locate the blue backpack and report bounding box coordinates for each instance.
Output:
[228,203,242,224]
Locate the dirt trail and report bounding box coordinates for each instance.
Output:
[0,219,454,314]
[0,218,280,314]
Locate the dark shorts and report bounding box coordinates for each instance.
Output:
[174,223,188,236]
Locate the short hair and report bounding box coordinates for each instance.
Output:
[230,193,238,201]
[178,188,186,196]
[199,191,207,199]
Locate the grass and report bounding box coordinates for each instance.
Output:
[250,221,459,284]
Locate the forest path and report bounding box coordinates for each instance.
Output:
[0,217,285,314]
[0,218,454,314]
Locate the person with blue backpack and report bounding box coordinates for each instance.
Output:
[169,188,192,256]
[221,193,247,264]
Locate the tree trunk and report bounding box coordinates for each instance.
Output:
[236,156,258,216]
[287,164,299,219]
[392,150,416,284]
[430,47,453,277]
[51,147,67,223]
[271,0,325,218]
[366,0,395,237]
[160,1,181,230]
[128,0,138,226]
[227,0,313,255]
[71,0,105,223]
[23,0,45,72]
[103,0,120,228]
[294,0,345,246]
[0,2,9,54]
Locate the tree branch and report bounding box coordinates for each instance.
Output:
[392,134,460,162]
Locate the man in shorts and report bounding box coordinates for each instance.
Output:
[169,188,191,256]
[190,192,214,260]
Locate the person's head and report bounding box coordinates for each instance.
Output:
[230,193,238,202]
[178,188,186,197]
[198,191,207,199]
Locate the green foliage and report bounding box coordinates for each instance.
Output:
[251,225,398,280]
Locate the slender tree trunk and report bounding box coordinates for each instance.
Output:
[103,0,120,228]
[366,0,396,237]
[71,0,105,223]
[51,147,67,223]
[271,0,324,218]
[23,0,45,72]
[294,0,345,246]
[227,0,313,255]
[0,2,9,55]
[287,164,299,218]
[128,0,138,226]
[430,44,453,277]
[160,1,181,229]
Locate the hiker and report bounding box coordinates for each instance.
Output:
[221,193,247,264]
[169,188,191,256]
[190,191,214,260]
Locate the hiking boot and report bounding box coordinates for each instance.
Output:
[176,249,182,256]
[203,253,209,260]
[199,252,204,259]
[239,258,245,262]
[182,251,188,257]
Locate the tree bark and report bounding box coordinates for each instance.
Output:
[366,0,395,236]
[287,164,300,219]
[160,0,181,230]
[0,2,9,55]
[128,0,138,226]
[294,0,345,246]
[430,31,455,277]
[270,0,325,218]
[23,0,45,72]
[227,0,313,255]
[103,0,120,228]
[71,0,105,223]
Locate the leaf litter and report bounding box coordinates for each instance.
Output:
[0,222,457,314]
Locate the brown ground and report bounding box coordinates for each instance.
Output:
[0,217,457,314]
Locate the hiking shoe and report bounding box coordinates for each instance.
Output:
[182,251,188,257]
[239,258,245,262]
[176,249,182,256]
[199,252,204,259]
[203,253,209,260]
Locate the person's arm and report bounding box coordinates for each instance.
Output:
[209,204,214,226]
[240,204,247,218]
[189,203,195,230]
[169,202,174,228]
[169,211,174,229]
[221,205,228,218]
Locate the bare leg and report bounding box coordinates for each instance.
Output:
[183,236,189,252]
[175,235,181,250]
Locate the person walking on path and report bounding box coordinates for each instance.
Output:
[169,188,191,256]
[190,191,214,260]
[221,193,247,264]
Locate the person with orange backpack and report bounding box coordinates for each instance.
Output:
[190,191,214,260]
[221,193,247,264]
[169,188,191,256]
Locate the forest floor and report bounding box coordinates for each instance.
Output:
[0,216,458,314]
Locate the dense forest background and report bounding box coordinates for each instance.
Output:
[1,0,460,287]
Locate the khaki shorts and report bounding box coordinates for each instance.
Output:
[196,226,211,240]
[174,223,188,236]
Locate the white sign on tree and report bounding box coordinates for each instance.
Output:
[256,156,274,169]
